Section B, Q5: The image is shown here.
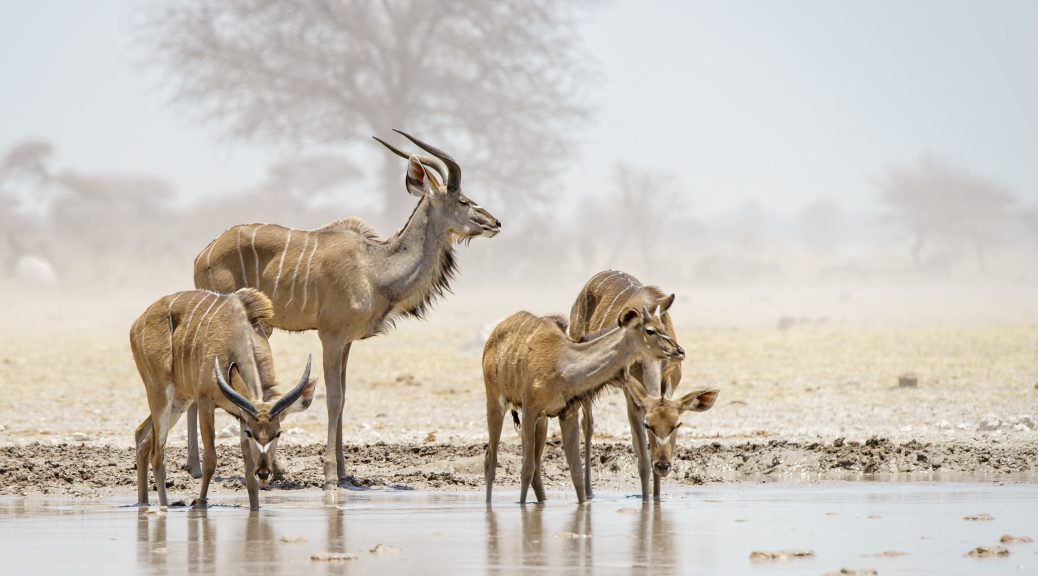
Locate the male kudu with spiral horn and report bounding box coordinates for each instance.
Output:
[131,288,316,510]
[189,131,501,489]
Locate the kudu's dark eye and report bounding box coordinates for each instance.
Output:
[646,327,657,335]
[642,421,650,429]
[274,431,282,439]
[244,430,253,438]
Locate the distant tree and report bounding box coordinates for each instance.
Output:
[141,0,598,225]
[573,162,685,276]
[0,140,56,276]
[878,155,1014,270]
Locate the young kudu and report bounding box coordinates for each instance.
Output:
[130,288,316,510]
[568,270,694,499]
[482,308,684,505]
[189,131,500,489]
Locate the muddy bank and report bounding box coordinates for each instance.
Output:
[1,438,1035,498]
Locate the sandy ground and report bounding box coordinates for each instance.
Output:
[0,285,1036,497]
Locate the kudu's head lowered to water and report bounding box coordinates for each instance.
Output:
[215,355,317,484]
[626,377,718,478]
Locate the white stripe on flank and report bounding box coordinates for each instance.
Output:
[236,229,247,287]
[199,299,228,357]
[597,282,636,331]
[301,236,319,310]
[192,295,221,350]
[165,292,184,353]
[250,225,264,289]
[272,231,293,297]
[286,233,310,306]
[590,270,619,293]
[204,238,218,288]
[179,294,212,381]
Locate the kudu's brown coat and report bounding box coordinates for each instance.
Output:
[568,270,716,499]
[130,288,315,510]
[190,132,500,488]
[482,308,684,504]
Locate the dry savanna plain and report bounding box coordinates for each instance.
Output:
[1,280,1036,499]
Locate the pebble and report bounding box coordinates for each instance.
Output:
[749,550,815,562]
[1000,534,1034,544]
[369,543,400,555]
[965,546,1009,557]
[897,373,918,388]
[311,552,357,562]
[71,433,90,442]
[824,569,877,576]
[964,513,994,521]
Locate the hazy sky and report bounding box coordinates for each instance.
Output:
[1,0,1035,217]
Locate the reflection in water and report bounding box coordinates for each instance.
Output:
[187,509,215,574]
[244,512,277,572]
[136,508,168,572]
[485,503,672,571]
[632,503,676,569]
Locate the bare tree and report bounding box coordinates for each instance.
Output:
[140,0,597,225]
[574,162,685,276]
[879,155,1015,271]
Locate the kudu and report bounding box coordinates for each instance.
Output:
[626,377,719,477]
[131,288,316,510]
[482,308,684,505]
[568,270,695,499]
[189,131,500,489]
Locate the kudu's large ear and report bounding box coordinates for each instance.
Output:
[270,355,317,418]
[405,155,441,198]
[619,307,641,328]
[657,294,676,314]
[678,388,719,413]
[625,376,653,410]
[215,359,258,420]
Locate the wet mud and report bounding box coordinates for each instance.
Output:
[2,437,1035,497]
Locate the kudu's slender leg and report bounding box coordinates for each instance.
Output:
[484,397,505,504]
[184,403,202,479]
[532,416,548,503]
[580,399,594,501]
[518,408,538,504]
[624,389,653,500]
[195,399,217,507]
[336,343,352,484]
[150,400,186,507]
[134,416,153,505]
[320,333,347,490]
[559,411,588,504]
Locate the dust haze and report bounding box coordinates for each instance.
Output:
[3,2,1036,333]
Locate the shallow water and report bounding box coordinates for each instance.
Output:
[2,484,1036,574]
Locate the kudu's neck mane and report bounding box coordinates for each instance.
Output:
[371,197,457,323]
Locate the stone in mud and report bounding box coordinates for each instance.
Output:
[868,550,908,557]
[965,546,1009,557]
[999,534,1033,544]
[279,536,306,544]
[897,373,918,388]
[749,550,815,562]
[311,552,358,562]
[71,433,90,442]
[963,513,994,521]
[554,532,592,539]
[824,569,877,576]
